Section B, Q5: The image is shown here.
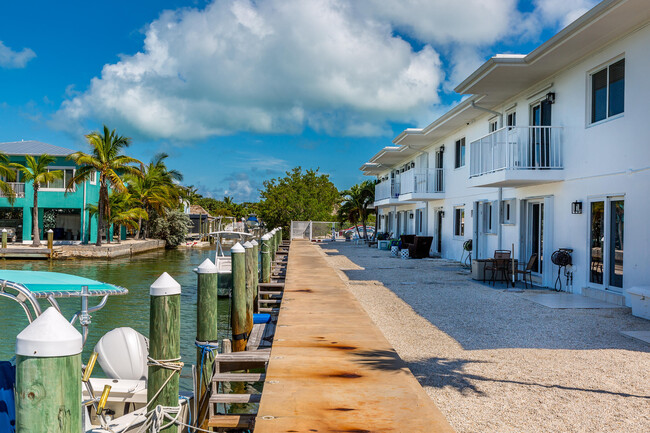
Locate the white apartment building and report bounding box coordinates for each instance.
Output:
[360,0,650,306]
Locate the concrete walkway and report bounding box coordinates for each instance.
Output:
[322,241,650,433]
[255,239,455,433]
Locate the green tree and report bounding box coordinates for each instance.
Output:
[10,154,63,246]
[149,209,193,248]
[67,125,142,246]
[0,152,17,204]
[338,180,375,240]
[257,167,339,236]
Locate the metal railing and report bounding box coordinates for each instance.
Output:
[400,168,444,195]
[470,126,563,178]
[0,182,26,198]
[375,178,401,201]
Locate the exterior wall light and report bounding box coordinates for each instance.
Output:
[571,201,583,214]
[440,145,445,153]
[545,92,556,104]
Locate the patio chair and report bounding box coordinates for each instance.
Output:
[483,250,511,286]
[408,236,433,259]
[514,253,537,289]
[399,235,416,250]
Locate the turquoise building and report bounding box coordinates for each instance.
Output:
[0,141,101,243]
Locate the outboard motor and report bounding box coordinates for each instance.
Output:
[94,327,149,380]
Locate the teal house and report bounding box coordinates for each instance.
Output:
[0,141,101,244]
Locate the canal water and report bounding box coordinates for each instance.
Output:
[0,247,231,391]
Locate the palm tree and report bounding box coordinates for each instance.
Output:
[67,125,142,246]
[0,152,17,204]
[86,192,148,244]
[338,180,375,240]
[127,153,183,239]
[10,155,63,246]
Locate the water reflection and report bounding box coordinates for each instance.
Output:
[0,247,230,390]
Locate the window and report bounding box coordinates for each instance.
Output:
[590,58,624,124]
[89,171,97,185]
[489,120,498,133]
[501,198,516,224]
[482,201,496,234]
[454,207,464,237]
[506,111,516,130]
[44,168,74,190]
[454,137,465,168]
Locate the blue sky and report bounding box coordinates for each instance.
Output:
[0,0,598,202]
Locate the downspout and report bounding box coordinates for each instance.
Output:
[471,101,503,127]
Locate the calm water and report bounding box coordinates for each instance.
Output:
[0,247,231,391]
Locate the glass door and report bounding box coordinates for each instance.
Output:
[435,149,444,192]
[530,100,551,168]
[527,201,544,274]
[436,210,443,253]
[591,198,624,290]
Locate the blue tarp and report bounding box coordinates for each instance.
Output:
[0,361,15,433]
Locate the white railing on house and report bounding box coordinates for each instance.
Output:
[375,178,401,201]
[470,126,563,178]
[0,182,26,198]
[400,168,444,195]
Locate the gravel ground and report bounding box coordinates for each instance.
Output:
[320,242,650,433]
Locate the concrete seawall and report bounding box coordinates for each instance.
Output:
[55,239,166,259]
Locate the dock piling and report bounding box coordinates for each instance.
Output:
[1,229,6,249]
[251,239,259,313]
[261,234,272,284]
[15,307,82,432]
[243,241,255,336]
[270,229,277,263]
[231,243,248,352]
[195,259,219,404]
[147,272,182,433]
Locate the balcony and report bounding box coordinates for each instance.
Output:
[469,126,564,187]
[374,178,402,207]
[0,182,26,199]
[399,168,444,201]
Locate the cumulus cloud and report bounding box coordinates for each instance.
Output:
[0,41,36,68]
[53,0,443,140]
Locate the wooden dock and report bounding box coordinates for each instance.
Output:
[254,239,455,433]
[0,246,51,259]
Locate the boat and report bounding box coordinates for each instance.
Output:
[0,270,191,432]
[207,230,255,297]
[245,214,260,230]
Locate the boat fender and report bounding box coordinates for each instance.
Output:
[94,327,149,380]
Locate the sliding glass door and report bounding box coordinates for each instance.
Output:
[589,198,624,290]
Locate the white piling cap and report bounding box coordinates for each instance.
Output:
[243,241,253,249]
[261,234,272,240]
[250,239,258,246]
[231,242,245,253]
[197,258,217,274]
[1,228,6,233]
[150,272,181,296]
[16,307,82,357]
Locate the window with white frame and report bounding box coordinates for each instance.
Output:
[89,170,97,185]
[506,111,516,130]
[454,137,465,168]
[489,119,498,133]
[44,168,75,190]
[501,198,516,224]
[482,201,497,234]
[454,207,464,237]
[590,58,624,124]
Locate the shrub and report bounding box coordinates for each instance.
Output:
[150,210,193,248]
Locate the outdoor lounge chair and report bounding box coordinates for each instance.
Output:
[408,236,433,259]
[400,235,416,250]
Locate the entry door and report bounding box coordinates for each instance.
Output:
[396,212,401,236]
[589,198,624,291]
[435,149,444,192]
[530,100,551,168]
[527,201,544,274]
[415,208,426,235]
[436,210,443,253]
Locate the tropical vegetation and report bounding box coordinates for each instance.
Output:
[0,152,18,204]
[10,154,63,247]
[337,180,375,240]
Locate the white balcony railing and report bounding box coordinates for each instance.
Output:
[374,178,401,201]
[0,182,25,198]
[400,168,444,194]
[470,126,563,178]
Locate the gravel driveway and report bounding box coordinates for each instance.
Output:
[320,242,650,433]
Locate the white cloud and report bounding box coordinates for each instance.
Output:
[534,0,599,28]
[0,41,36,68]
[53,0,443,140]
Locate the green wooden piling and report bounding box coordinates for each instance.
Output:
[251,239,259,313]
[15,307,83,432]
[1,229,6,248]
[195,258,218,403]
[261,234,272,283]
[231,242,248,352]
[270,230,277,263]
[243,241,254,335]
[147,272,181,433]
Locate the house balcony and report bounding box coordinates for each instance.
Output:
[374,179,404,207]
[0,182,26,199]
[469,126,564,187]
[399,168,444,201]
